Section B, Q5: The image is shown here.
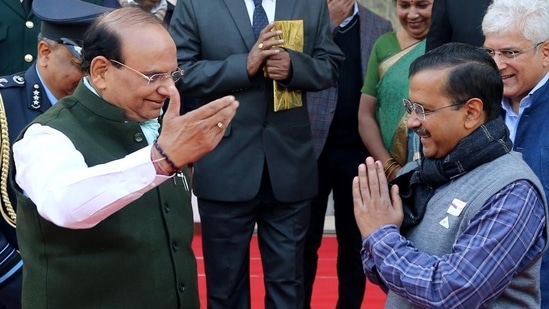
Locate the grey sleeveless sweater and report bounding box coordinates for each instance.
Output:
[385,151,549,309]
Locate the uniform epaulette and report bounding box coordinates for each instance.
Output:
[0,74,26,89]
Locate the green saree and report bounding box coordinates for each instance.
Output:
[376,39,425,165]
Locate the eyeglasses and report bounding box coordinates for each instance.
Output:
[483,42,544,61]
[109,59,184,85]
[402,98,464,121]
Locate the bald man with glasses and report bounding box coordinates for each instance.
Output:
[11,4,238,308]
[0,1,112,308]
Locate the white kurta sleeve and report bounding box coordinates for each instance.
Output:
[13,123,172,229]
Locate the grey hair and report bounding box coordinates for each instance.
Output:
[37,34,59,49]
[482,0,549,44]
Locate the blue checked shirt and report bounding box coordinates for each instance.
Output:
[362,180,547,308]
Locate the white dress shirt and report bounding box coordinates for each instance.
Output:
[339,1,359,28]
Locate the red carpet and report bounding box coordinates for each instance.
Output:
[192,234,386,308]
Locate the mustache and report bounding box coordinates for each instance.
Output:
[413,127,429,137]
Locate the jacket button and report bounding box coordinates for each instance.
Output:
[134,132,144,142]
[26,21,34,29]
[172,241,180,252]
[178,283,186,292]
[24,54,33,62]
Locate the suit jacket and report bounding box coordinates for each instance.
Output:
[307,4,392,158]
[0,0,40,76]
[169,0,344,202]
[425,0,492,52]
[511,79,549,309]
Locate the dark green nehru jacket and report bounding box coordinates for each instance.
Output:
[14,82,199,309]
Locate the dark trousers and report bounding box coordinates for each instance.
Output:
[198,169,311,309]
[0,267,22,309]
[303,146,367,309]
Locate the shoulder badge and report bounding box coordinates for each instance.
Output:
[31,83,41,110]
[13,75,25,85]
[0,73,26,88]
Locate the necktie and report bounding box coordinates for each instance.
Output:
[252,0,269,39]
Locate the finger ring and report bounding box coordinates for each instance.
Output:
[217,122,224,129]
[258,43,264,50]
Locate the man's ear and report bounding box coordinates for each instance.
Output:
[89,56,110,91]
[463,98,484,129]
[36,41,53,67]
[541,41,549,68]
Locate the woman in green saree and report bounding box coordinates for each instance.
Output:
[358,0,433,180]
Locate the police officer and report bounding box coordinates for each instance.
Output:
[0,1,111,308]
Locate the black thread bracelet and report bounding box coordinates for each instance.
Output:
[153,140,179,173]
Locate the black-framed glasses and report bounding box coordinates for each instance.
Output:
[109,59,184,85]
[402,98,464,121]
[483,41,545,61]
[57,37,83,60]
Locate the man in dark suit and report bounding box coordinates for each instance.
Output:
[169,0,344,307]
[304,1,392,308]
[426,0,492,52]
[0,1,111,307]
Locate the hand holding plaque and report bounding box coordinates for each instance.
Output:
[268,20,304,112]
